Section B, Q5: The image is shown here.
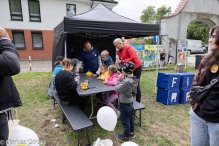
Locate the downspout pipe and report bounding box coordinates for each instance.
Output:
[91,0,94,8]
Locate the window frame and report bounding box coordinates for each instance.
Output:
[12,30,26,50]
[66,3,76,17]
[28,0,41,22]
[31,31,44,50]
[8,0,23,21]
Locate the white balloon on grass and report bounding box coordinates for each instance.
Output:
[121,141,139,146]
[97,106,117,131]
[8,125,39,146]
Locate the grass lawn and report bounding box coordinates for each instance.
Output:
[11,65,197,146]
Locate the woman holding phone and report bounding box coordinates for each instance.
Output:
[55,59,87,111]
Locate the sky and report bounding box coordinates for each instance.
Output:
[113,0,182,22]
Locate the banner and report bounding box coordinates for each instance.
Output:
[177,40,188,65]
[130,44,163,67]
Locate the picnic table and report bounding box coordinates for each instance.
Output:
[76,73,115,119]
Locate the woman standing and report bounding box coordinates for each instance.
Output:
[113,37,142,103]
[188,25,219,145]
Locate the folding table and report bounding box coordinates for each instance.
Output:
[76,73,115,119]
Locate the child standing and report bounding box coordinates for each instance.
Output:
[160,49,166,68]
[98,64,109,81]
[102,65,121,118]
[101,50,115,67]
[115,61,138,142]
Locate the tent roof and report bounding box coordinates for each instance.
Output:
[66,3,138,23]
[57,3,159,38]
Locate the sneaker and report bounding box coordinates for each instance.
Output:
[116,110,120,118]
[117,133,129,142]
[60,100,70,105]
[121,132,135,138]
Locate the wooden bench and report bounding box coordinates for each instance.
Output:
[133,100,145,127]
[51,90,93,146]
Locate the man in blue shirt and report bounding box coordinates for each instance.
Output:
[75,40,102,76]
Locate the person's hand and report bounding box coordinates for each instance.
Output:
[0,26,9,38]
[98,77,100,79]
[118,74,123,80]
[75,68,79,73]
[75,73,78,77]
[117,59,121,64]
[74,76,80,82]
[93,74,96,77]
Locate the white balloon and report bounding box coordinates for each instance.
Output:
[97,106,117,131]
[8,125,39,146]
[121,141,139,146]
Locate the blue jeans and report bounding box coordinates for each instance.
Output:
[0,113,8,146]
[119,102,134,137]
[190,108,219,146]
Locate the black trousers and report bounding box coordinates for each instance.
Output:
[62,95,87,111]
[133,66,142,103]
[0,113,8,146]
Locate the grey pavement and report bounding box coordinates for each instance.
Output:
[20,60,52,73]
[187,53,207,67]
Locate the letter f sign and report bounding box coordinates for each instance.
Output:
[172,78,177,87]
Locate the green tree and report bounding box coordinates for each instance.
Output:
[140,5,171,23]
[140,6,156,23]
[187,21,210,44]
[155,6,171,23]
[144,38,156,45]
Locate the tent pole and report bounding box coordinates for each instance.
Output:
[155,36,159,93]
[64,32,67,58]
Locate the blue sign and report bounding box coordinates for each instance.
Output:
[130,44,144,50]
[153,36,160,43]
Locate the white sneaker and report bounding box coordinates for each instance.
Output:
[116,110,120,118]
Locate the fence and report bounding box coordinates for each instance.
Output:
[20,60,52,73]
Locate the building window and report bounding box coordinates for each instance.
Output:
[66,4,76,16]
[9,0,23,21]
[12,30,25,49]
[31,31,43,49]
[28,0,41,22]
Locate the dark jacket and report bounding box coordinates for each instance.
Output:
[194,69,219,123]
[160,53,166,60]
[55,70,78,99]
[0,37,22,112]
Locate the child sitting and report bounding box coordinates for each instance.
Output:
[102,64,121,118]
[101,50,115,67]
[53,56,64,77]
[115,61,138,142]
[55,59,87,111]
[98,64,109,80]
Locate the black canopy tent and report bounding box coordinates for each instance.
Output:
[52,3,159,69]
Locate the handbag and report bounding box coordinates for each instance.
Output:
[190,75,219,103]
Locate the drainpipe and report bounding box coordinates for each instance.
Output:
[91,0,94,8]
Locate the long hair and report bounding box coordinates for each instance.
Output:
[54,61,61,65]
[202,25,219,69]
[108,65,121,75]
